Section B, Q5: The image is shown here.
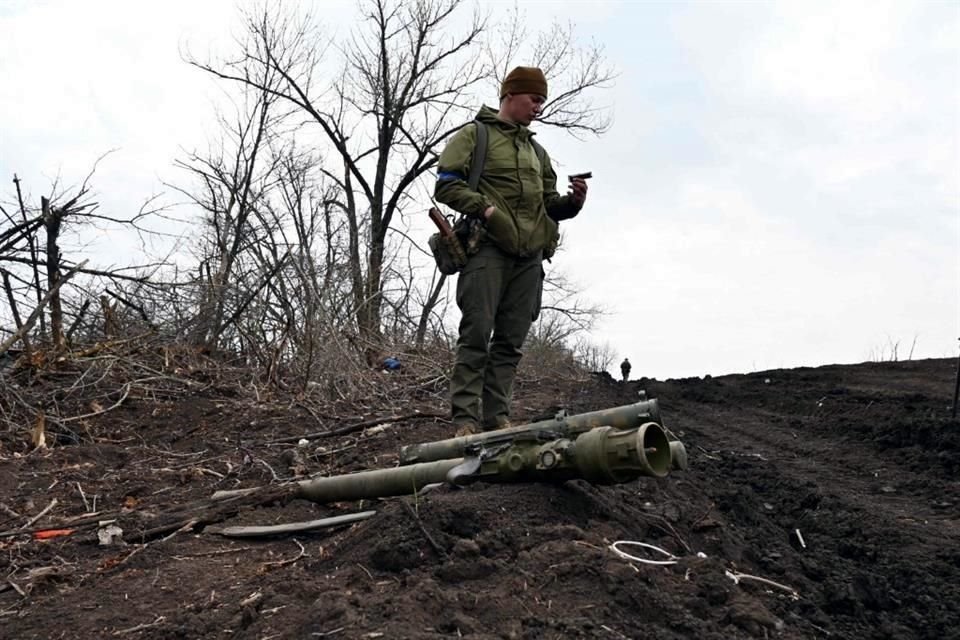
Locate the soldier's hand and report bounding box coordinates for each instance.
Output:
[568,178,588,207]
[483,206,495,220]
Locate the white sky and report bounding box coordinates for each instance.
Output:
[1,0,958,379]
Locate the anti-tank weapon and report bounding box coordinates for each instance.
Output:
[398,398,687,470]
[297,420,675,504]
[293,399,687,505]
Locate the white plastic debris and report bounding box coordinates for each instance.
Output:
[98,522,124,546]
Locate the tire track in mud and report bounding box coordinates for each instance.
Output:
[651,367,960,640]
[677,404,959,540]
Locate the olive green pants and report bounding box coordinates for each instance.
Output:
[451,244,543,429]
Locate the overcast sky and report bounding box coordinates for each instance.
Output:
[1,0,957,379]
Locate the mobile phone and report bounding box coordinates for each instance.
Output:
[568,172,593,181]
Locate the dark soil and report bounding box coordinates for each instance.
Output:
[1,358,958,639]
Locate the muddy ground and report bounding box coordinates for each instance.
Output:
[1,357,958,639]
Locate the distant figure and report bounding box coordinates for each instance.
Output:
[620,358,631,382]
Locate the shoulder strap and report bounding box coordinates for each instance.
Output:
[467,120,488,192]
[466,123,546,188]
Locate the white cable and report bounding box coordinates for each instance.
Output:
[609,540,799,598]
[609,541,680,565]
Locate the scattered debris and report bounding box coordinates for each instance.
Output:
[112,615,166,636]
[725,570,799,599]
[33,528,75,540]
[790,528,807,550]
[98,522,124,546]
[210,511,376,538]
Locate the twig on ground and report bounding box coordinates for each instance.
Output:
[726,570,799,598]
[160,518,198,543]
[113,616,166,636]
[256,458,281,482]
[172,546,256,559]
[59,382,132,424]
[400,499,448,560]
[356,563,374,580]
[268,411,444,445]
[308,444,357,458]
[294,401,325,426]
[76,483,91,512]
[21,498,58,530]
[260,539,307,570]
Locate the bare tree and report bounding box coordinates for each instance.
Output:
[171,59,288,349]
[1,166,167,352]
[188,0,613,343]
[486,5,616,137]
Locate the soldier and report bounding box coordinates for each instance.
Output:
[435,66,589,435]
[620,358,631,382]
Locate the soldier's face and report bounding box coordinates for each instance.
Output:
[506,93,546,125]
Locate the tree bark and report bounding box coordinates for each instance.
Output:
[415,273,446,347]
[41,196,64,349]
[13,175,45,337]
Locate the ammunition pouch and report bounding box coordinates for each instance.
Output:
[429,217,483,275]
[428,232,466,275]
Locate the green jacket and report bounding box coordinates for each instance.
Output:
[435,106,581,258]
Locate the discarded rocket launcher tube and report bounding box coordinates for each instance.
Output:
[296,422,675,504]
[398,399,688,471]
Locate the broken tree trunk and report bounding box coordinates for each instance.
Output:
[41,196,65,349]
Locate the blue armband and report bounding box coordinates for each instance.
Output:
[437,171,465,182]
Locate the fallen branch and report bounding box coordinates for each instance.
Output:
[209,510,376,538]
[59,381,132,424]
[268,411,444,445]
[172,546,256,559]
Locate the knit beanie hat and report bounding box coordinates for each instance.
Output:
[500,66,548,99]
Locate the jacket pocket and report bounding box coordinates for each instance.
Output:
[484,207,519,255]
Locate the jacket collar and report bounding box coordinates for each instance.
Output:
[476,105,535,141]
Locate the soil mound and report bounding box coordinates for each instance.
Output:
[1,358,957,638]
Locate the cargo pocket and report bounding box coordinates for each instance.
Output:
[456,260,486,314]
[532,266,545,321]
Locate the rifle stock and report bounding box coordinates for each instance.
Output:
[428,207,454,236]
[428,207,467,269]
